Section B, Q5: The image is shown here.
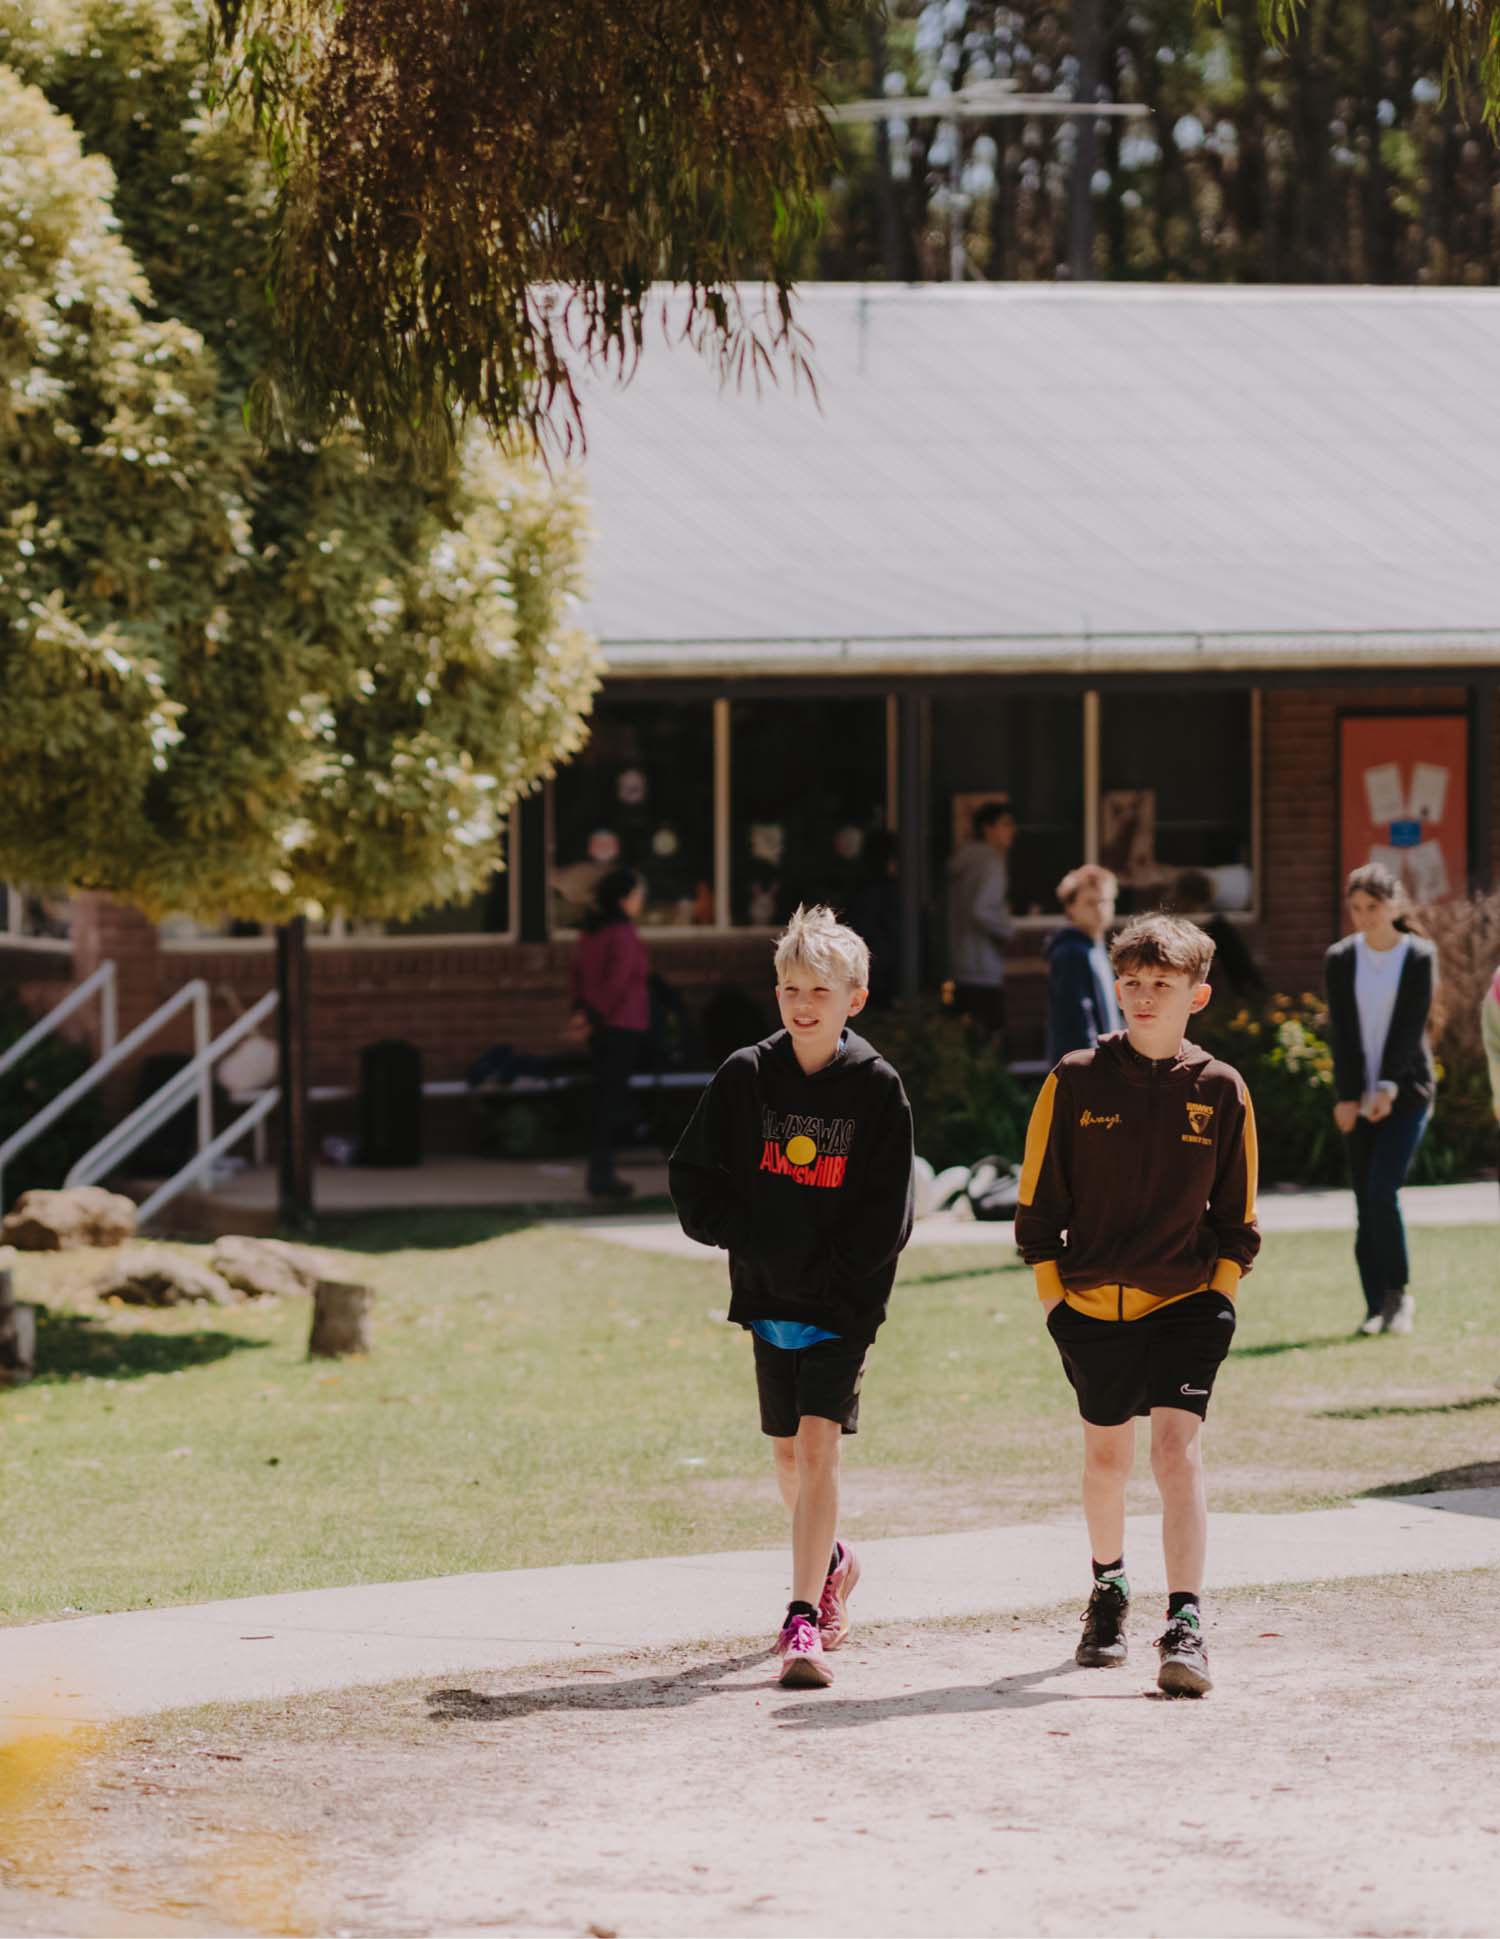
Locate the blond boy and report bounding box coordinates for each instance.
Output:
[669,906,914,1687]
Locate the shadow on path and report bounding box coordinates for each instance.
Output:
[772,1658,1178,1730]
[1367,1458,1500,1501]
[427,1647,773,1723]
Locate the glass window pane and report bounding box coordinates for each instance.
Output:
[930,693,1084,917]
[551,700,715,929]
[1099,691,1253,913]
[730,698,888,927]
[1,886,74,941]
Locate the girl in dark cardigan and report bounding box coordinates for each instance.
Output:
[570,868,650,1200]
[1324,863,1438,1337]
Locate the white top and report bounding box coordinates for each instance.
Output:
[1353,934,1410,1101]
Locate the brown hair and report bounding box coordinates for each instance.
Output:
[1056,862,1119,910]
[1345,862,1429,939]
[1109,913,1216,984]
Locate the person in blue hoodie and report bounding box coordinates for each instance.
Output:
[1045,864,1122,1067]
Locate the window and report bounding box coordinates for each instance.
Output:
[930,693,1086,916]
[551,700,715,929]
[1098,692,1255,914]
[730,698,889,926]
[0,885,74,948]
[157,828,515,945]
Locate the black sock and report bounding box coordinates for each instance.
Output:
[827,1542,842,1579]
[1092,1556,1129,1597]
[786,1599,817,1623]
[1167,1591,1201,1624]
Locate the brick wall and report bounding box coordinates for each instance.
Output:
[10,681,1496,1153]
[1260,684,1488,991]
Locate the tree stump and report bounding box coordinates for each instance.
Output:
[308,1278,374,1358]
[0,1252,36,1385]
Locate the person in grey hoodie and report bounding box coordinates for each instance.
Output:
[946,799,1017,1037]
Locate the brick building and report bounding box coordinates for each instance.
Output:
[4,285,1499,1132]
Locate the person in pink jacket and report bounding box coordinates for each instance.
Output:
[570,869,651,1199]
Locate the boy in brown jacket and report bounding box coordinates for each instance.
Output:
[1016,914,1260,1696]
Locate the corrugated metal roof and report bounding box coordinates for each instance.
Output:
[573,284,1500,676]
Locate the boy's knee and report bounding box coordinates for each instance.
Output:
[771,1436,798,1474]
[1082,1431,1134,1478]
[794,1418,843,1471]
[1150,1423,1202,1475]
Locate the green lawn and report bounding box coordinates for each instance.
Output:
[2,1216,1496,1622]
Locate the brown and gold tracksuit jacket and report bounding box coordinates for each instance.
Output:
[1015,1032,1260,1322]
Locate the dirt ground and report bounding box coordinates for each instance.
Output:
[4,1569,1499,1939]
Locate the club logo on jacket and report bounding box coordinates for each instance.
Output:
[1079,1109,1121,1130]
[759,1109,854,1190]
[1183,1100,1214,1146]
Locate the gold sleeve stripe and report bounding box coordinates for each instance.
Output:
[1033,1259,1066,1304]
[1242,1084,1260,1223]
[1210,1258,1242,1296]
[1019,1071,1059,1207]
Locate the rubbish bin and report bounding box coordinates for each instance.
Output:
[358,1039,423,1167]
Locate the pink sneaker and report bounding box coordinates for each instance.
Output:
[777,1612,833,1688]
[818,1541,861,1651]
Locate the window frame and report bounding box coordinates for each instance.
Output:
[157,821,520,954]
[549,695,900,939]
[0,885,75,955]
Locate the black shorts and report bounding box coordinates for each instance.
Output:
[1046,1291,1237,1426]
[752,1333,868,1438]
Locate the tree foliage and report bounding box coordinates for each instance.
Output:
[0,0,600,926]
[809,0,1500,287]
[207,0,854,453]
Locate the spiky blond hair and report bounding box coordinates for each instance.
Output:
[773,904,871,989]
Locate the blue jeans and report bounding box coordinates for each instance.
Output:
[1345,1109,1430,1316]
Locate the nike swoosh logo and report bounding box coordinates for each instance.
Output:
[1218,1311,1234,1321]
[1180,1384,1208,1396]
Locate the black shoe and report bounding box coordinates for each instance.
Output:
[1075,1581,1130,1667]
[1156,1617,1212,1696]
[587,1175,635,1201]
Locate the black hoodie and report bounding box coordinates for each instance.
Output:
[668,1029,915,1345]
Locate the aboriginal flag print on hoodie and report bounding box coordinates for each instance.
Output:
[669,1029,915,1345]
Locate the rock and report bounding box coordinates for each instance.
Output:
[308,1278,374,1357]
[2,1187,137,1251]
[92,1244,241,1307]
[210,1235,332,1301]
[0,1249,34,1384]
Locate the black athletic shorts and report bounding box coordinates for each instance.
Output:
[1046,1290,1237,1426]
[752,1332,868,1438]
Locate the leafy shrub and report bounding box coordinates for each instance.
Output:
[860,1003,1039,1173]
[1195,994,1344,1186]
[0,995,106,1208]
[1197,954,1498,1188]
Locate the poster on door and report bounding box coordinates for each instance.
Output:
[1338,714,1467,906]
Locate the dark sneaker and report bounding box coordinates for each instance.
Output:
[1075,1581,1130,1667]
[1156,1617,1212,1696]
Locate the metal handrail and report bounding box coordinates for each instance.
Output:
[0,963,117,1083]
[0,978,209,1213]
[135,1087,280,1227]
[65,991,276,1194]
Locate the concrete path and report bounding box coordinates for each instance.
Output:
[4,1490,1497,1741]
[566,1177,1498,1261]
